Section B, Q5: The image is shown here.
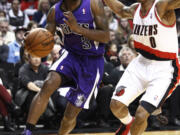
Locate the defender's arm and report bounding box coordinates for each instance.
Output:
[158,0,180,10]
[156,0,179,24]
[103,0,138,19]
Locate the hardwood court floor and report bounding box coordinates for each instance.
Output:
[43,131,180,135]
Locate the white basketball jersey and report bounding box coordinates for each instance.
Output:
[133,0,179,60]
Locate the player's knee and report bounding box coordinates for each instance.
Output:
[63,111,76,122]
[110,99,126,115]
[135,106,150,125]
[39,72,61,97]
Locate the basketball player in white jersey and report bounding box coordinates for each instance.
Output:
[104,0,180,135]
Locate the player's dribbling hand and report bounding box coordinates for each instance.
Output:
[63,11,80,33]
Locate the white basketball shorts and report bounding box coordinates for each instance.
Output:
[112,54,180,110]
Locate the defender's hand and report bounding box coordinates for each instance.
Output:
[63,11,80,33]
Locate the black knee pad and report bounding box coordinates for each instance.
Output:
[140,101,156,114]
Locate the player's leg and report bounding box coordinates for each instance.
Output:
[22,49,76,135]
[130,104,150,135]
[27,72,61,123]
[110,56,146,135]
[58,102,82,135]
[130,60,180,135]
[23,72,62,132]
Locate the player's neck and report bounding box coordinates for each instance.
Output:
[140,0,155,14]
[63,0,81,11]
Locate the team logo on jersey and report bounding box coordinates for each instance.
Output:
[150,14,152,19]
[82,8,86,14]
[133,24,158,36]
[60,66,64,70]
[154,95,158,101]
[115,86,126,96]
[75,94,86,107]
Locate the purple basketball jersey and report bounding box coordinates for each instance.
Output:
[55,0,105,56]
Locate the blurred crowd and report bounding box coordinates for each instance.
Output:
[0,0,180,132]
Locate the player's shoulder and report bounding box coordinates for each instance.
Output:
[128,3,140,17]
[130,3,140,11]
[156,0,169,8]
[47,5,56,17]
[90,0,104,14]
[90,0,104,8]
[50,5,56,11]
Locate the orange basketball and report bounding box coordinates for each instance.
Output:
[24,28,55,58]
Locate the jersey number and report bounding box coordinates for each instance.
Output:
[149,37,156,48]
[81,37,92,49]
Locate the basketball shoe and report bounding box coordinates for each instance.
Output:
[21,129,32,135]
[115,117,135,135]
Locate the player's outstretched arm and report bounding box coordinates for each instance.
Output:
[63,0,110,43]
[158,0,180,10]
[156,0,179,25]
[45,6,56,35]
[103,0,138,19]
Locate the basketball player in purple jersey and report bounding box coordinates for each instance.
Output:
[22,0,110,135]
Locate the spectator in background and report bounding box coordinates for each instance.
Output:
[105,43,120,67]
[17,54,55,127]
[32,0,50,27]
[0,0,11,14]
[8,0,30,30]
[104,6,119,31]
[116,18,132,44]
[0,17,15,46]
[50,44,61,64]
[42,44,61,67]
[17,54,48,111]
[116,46,137,71]
[0,45,9,64]
[7,27,27,64]
[106,46,137,88]
[0,75,20,132]
[20,0,38,20]
[12,46,28,95]
[0,10,7,18]
[109,30,117,43]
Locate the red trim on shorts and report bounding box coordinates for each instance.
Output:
[154,8,176,28]
[157,58,180,108]
[139,0,155,19]
[134,41,177,60]
[168,58,180,96]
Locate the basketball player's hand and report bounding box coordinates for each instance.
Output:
[63,11,80,33]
